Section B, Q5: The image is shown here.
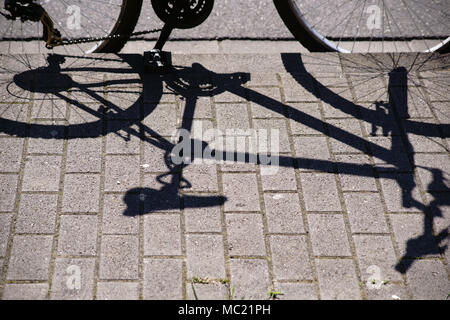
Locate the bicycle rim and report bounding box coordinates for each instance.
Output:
[275,0,450,53]
[0,0,143,54]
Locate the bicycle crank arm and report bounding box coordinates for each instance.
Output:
[39,7,62,49]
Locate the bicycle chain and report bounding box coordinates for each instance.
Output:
[58,27,163,47]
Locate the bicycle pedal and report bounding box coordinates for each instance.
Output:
[144,49,173,74]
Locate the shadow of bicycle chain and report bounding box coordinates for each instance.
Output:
[0,52,448,274]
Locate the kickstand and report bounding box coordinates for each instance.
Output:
[144,23,174,73]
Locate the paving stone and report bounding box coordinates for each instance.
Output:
[180,96,213,119]
[0,138,24,172]
[142,104,178,137]
[57,215,98,256]
[246,72,279,87]
[50,258,96,300]
[96,282,140,300]
[327,118,367,153]
[104,155,140,192]
[31,98,68,121]
[353,235,403,284]
[222,173,260,212]
[144,214,182,256]
[390,213,441,259]
[16,193,58,234]
[405,260,450,300]
[252,118,291,153]
[7,235,53,280]
[143,173,181,213]
[66,138,102,173]
[335,154,378,192]
[67,105,104,138]
[279,73,317,102]
[379,174,423,212]
[288,103,324,135]
[364,283,410,300]
[106,121,141,154]
[62,174,100,212]
[391,86,433,118]
[293,137,333,172]
[307,214,352,257]
[105,89,141,120]
[22,156,61,192]
[2,283,49,300]
[143,142,173,172]
[0,174,18,212]
[318,85,355,104]
[183,201,222,233]
[0,104,29,137]
[212,83,247,103]
[349,74,388,102]
[368,136,412,172]
[263,193,304,234]
[216,104,250,131]
[248,87,284,118]
[186,234,226,279]
[414,154,450,191]
[0,214,13,256]
[102,193,139,234]
[143,258,183,300]
[343,193,389,233]
[359,102,401,137]
[430,102,450,133]
[402,119,447,153]
[27,124,65,154]
[229,259,271,300]
[315,259,362,300]
[300,173,341,212]
[260,158,297,191]
[225,214,266,256]
[182,162,218,192]
[99,235,139,280]
[272,282,318,300]
[270,235,313,280]
[187,282,229,300]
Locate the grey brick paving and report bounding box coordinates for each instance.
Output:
[62,174,100,213]
[144,214,182,256]
[0,52,449,300]
[143,258,183,300]
[99,235,139,280]
[315,259,362,300]
[16,194,58,234]
[225,214,266,256]
[307,214,352,257]
[50,258,96,300]
[96,282,140,300]
[7,235,53,280]
[185,234,226,279]
[22,156,61,192]
[57,215,98,256]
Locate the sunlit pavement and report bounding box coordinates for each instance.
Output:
[0,50,449,300]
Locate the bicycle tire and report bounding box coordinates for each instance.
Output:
[0,0,143,54]
[274,0,450,53]
[93,0,143,53]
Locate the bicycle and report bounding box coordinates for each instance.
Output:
[1,0,449,59]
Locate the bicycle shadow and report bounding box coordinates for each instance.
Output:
[1,53,448,274]
[281,53,449,274]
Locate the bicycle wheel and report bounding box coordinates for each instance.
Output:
[274,0,450,53]
[0,0,143,53]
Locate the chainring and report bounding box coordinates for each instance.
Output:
[151,0,214,29]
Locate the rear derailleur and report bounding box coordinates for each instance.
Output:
[2,0,62,48]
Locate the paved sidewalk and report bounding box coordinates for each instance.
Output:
[0,52,449,300]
